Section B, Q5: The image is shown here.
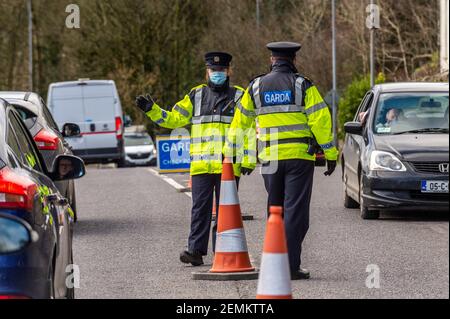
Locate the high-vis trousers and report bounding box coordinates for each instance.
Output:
[188,174,239,256]
[262,159,315,272]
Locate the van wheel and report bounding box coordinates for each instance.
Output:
[117,157,126,168]
[359,174,380,220]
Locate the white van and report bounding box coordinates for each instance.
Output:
[47,79,125,165]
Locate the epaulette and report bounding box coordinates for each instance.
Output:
[190,84,207,93]
[296,74,313,84]
[249,73,267,84]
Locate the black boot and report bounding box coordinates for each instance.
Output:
[291,268,310,280]
[180,251,204,266]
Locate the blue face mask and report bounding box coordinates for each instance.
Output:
[209,71,228,86]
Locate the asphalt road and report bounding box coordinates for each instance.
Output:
[73,165,449,299]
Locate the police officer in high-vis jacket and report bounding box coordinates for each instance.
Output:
[135,52,255,267]
[224,42,338,280]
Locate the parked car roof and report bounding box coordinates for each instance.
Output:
[374,82,449,94]
[2,99,40,116]
[0,91,43,106]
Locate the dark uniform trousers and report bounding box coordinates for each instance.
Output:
[188,174,239,256]
[262,159,314,272]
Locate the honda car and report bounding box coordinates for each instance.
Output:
[341,82,449,219]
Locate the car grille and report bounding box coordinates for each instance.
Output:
[410,162,449,174]
[410,191,449,202]
[128,152,151,160]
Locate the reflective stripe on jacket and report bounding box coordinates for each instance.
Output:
[147,84,247,176]
[225,60,338,162]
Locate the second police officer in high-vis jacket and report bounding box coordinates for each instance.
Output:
[135,52,255,266]
[224,42,338,280]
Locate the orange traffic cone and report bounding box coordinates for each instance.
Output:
[210,157,255,274]
[256,206,293,299]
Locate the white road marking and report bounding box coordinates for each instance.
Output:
[148,169,192,199]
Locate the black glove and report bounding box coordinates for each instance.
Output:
[135,94,155,113]
[324,160,337,176]
[241,167,254,176]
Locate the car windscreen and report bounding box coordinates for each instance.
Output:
[373,92,449,135]
[13,106,38,130]
[124,134,154,146]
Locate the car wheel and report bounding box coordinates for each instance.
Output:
[117,157,126,168]
[359,173,380,220]
[343,166,359,209]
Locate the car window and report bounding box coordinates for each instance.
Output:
[124,134,154,146]
[7,124,23,168]
[41,100,59,131]
[7,150,21,169]
[8,111,44,172]
[373,92,449,135]
[13,106,38,130]
[354,92,373,122]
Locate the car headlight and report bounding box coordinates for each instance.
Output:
[369,151,406,172]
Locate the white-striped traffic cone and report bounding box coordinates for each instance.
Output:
[256,206,293,299]
[209,157,255,273]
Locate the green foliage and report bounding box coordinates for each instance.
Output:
[338,73,385,138]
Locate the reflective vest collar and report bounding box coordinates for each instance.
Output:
[192,87,242,125]
[252,76,306,111]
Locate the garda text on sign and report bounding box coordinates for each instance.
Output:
[156,135,190,173]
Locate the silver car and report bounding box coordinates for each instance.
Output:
[124,132,157,166]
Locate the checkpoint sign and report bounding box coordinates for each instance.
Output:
[156,135,190,173]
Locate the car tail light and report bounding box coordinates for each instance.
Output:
[34,129,59,151]
[0,295,30,299]
[115,116,123,140]
[0,168,37,212]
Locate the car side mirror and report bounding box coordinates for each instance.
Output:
[0,214,38,254]
[344,122,363,136]
[51,155,86,181]
[62,123,81,138]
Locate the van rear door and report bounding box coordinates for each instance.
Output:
[81,83,117,151]
[50,85,87,152]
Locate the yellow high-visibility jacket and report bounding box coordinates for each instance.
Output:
[224,65,338,163]
[147,84,255,176]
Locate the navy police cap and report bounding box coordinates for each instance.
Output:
[266,42,302,58]
[205,52,232,68]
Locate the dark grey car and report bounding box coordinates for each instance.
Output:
[341,82,449,219]
[0,92,80,221]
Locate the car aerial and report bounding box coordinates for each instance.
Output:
[123,130,157,167]
[341,82,449,219]
[0,91,81,222]
[47,79,125,166]
[0,98,86,299]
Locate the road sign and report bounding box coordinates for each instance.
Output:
[156,135,190,174]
